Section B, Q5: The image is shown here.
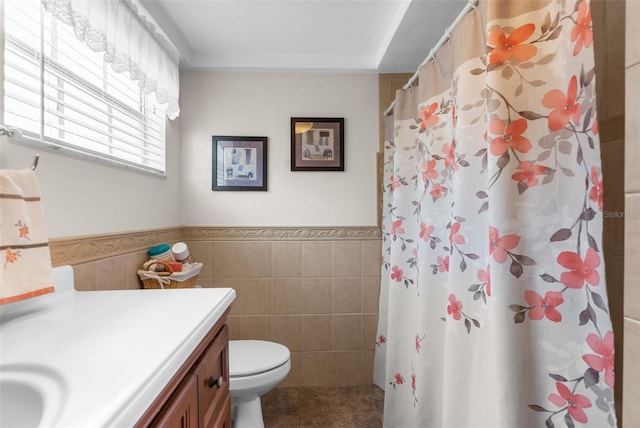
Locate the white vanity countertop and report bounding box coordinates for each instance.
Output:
[0,287,236,427]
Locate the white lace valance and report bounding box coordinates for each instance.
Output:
[41,0,181,120]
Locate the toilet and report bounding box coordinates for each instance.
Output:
[228,340,291,428]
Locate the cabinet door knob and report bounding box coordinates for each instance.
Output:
[209,375,224,388]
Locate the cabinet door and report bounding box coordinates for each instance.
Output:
[210,393,232,428]
[150,374,198,428]
[194,325,229,428]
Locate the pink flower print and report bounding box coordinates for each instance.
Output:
[391,265,403,282]
[524,290,564,322]
[442,141,458,171]
[378,334,386,344]
[477,265,491,296]
[583,331,615,388]
[489,227,520,264]
[419,223,434,242]
[438,255,449,273]
[447,294,463,320]
[390,175,401,190]
[488,23,537,64]
[548,382,592,424]
[557,247,600,289]
[449,222,465,245]
[4,248,20,268]
[415,335,421,353]
[489,118,532,156]
[430,184,446,199]
[411,373,416,391]
[419,103,439,130]
[16,221,30,238]
[422,159,438,182]
[542,75,582,131]
[391,219,405,236]
[589,166,603,210]
[571,1,593,56]
[592,116,599,135]
[512,161,548,187]
[394,373,404,385]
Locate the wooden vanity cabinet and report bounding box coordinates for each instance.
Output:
[136,309,231,428]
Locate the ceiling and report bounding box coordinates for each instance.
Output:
[140,0,467,73]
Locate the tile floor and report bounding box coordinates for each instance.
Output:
[260,385,384,428]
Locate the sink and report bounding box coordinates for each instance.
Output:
[0,365,66,427]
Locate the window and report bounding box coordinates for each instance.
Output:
[3,0,167,175]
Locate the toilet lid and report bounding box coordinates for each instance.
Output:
[229,340,290,377]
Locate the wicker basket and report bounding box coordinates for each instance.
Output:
[138,262,202,289]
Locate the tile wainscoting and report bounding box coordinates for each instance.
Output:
[49,226,383,388]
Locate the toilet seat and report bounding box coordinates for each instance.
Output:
[229,340,290,377]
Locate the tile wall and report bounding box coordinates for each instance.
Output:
[184,227,382,388]
[50,227,382,388]
[592,0,626,419]
[624,1,639,426]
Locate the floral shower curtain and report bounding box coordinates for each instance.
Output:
[374,1,617,427]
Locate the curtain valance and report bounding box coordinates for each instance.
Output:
[41,0,181,119]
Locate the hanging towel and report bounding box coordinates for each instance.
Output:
[0,169,55,304]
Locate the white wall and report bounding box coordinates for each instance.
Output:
[0,120,183,238]
[180,71,379,227]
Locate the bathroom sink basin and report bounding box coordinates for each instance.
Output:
[0,365,65,427]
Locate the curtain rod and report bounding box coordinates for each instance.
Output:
[384,0,479,117]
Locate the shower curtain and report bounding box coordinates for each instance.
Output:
[374,1,617,427]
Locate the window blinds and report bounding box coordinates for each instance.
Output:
[3,0,167,174]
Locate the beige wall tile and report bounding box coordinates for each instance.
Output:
[95,254,128,290]
[301,315,332,351]
[627,0,640,67]
[241,241,272,277]
[73,262,97,291]
[241,279,273,315]
[593,0,625,122]
[196,278,213,288]
[332,278,362,314]
[186,241,212,278]
[332,314,362,350]
[211,278,243,315]
[302,241,332,277]
[362,314,379,351]
[272,241,302,278]
[126,250,148,290]
[227,315,241,340]
[273,278,303,314]
[607,254,625,324]
[300,352,333,386]
[241,315,271,341]
[279,351,301,388]
[333,351,363,386]
[302,278,332,314]
[271,315,302,351]
[361,240,382,277]
[211,241,244,278]
[360,350,375,385]
[626,65,640,193]
[625,194,640,319]
[332,241,362,277]
[623,317,640,427]
[362,277,381,314]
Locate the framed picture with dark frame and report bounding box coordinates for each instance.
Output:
[212,136,268,191]
[291,117,344,171]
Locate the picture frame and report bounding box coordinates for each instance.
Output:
[212,136,268,191]
[291,117,344,171]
